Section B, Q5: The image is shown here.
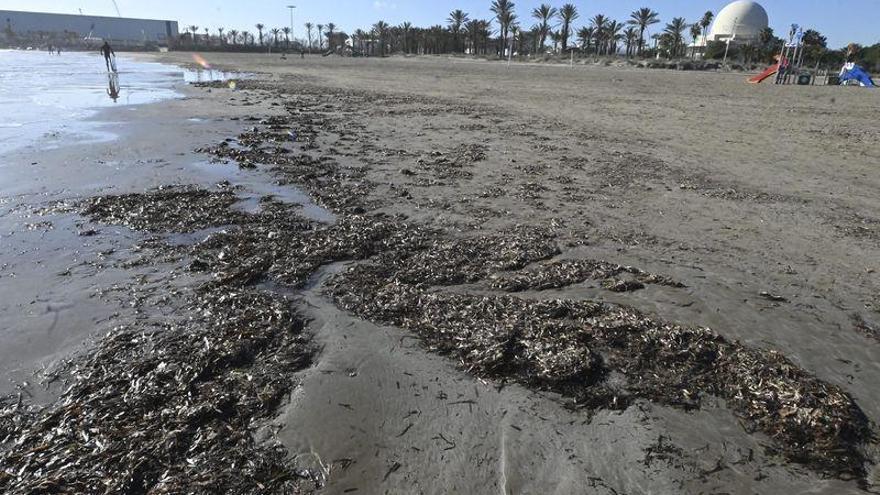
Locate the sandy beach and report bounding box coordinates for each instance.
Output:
[1,52,879,493]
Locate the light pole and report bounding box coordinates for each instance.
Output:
[722,17,738,66]
[287,5,296,48]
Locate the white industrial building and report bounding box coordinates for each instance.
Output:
[706,0,769,44]
[1,10,178,46]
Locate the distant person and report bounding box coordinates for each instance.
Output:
[301,48,305,59]
[48,44,53,54]
[57,46,62,56]
[101,41,116,72]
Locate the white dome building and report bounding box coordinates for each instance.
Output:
[708,0,769,43]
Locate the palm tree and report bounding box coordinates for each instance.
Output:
[373,21,390,56]
[529,25,541,53]
[590,15,608,54]
[689,23,702,59]
[491,0,515,58]
[510,24,521,55]
[628,8,660,56]
[325,23,337,51]
[624,26,638,57]
[606,20,623,55]
[218,27,225,45]
[270,27,280,47]
[759,27,774,47]
[316,24,324,50]
[464,19,481,55]
[400,22,413,54]
[282,27,291,48]
[531,4,557,53]
[699,11,714,46]
[663,17,688,58]
[204,27,210,45]
[650,32,661,51]
[352,28,365,54]
[255,23,265,46]
[228,29,238,46]
[241,31,252,45]
[576,26,593,53]
[550,30,562,53]
[188,25,198,46]
[304,22,314,52]
[556,4,578,53]
[447,10,469,53]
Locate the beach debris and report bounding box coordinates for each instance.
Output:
[851,313,880,342]
[329,260,870,477]
[490,259,685,293]
[602,278,646,292]
[190,81,870,480]
[81,184,247,233]
[0,287,318,494]
[758,291,790,303]
[416,144,486,181]
[643,435,685,468]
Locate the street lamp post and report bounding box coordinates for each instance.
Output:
[722,17,738,66]
[287,5,296,48]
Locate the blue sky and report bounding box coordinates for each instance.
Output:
[3,1,877,48]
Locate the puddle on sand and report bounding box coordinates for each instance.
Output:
[189,160,336,224]
[183,69,244,84]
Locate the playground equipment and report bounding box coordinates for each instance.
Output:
[748,25,877,88]
[747,24,811,85]
[839,63,876,87]
[748,57,786,83]
[774,24,806,84]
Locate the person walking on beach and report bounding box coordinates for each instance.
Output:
[101,41,116,72]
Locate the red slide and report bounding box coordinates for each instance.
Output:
[748,63,780,84]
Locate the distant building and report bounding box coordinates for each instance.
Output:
[707,1,769,45]
[0,10,178,47]
[689,1,769,58]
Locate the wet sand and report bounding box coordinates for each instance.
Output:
[0,75,282,396]
[2,52,879,493]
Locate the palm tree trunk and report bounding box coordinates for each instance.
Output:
[638,27,645,56]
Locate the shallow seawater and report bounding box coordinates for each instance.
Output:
[0,50,243,154]
[190,160,336,224]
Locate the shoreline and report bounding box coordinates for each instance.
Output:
[1,53,878,493]
[0,67,280,399]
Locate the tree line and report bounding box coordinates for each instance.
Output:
[180,1,869,69]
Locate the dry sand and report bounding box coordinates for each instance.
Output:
[2,52,879,493]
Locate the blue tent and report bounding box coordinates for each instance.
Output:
[839,63,876,88]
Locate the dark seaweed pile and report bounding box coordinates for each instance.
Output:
[0,288,317,494]
[81,184,247,233]
[416,144,486,181]
[328,258,871,477]
[490,259,685,293]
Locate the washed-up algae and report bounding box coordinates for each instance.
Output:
[78,181,871,479]
[0,288,318,494]
[81,184,248,233]
[202,83,872,478]
[3,77,875,492]
[191,81,875,479]
[327,259,871,478]
[490,259,685,293]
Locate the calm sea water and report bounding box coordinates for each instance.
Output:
[0,50,231,154]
